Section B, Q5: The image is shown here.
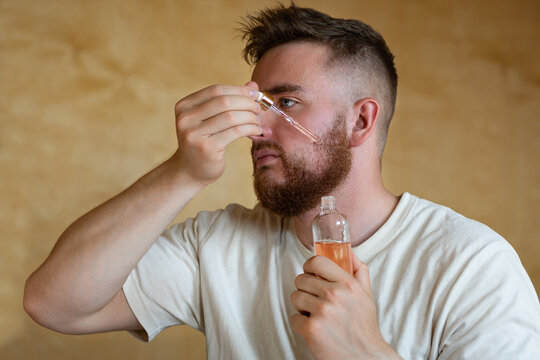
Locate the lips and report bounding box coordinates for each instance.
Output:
[252,148,280,167]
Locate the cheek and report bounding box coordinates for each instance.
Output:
[301,108,336,135]
[284,145,327,173]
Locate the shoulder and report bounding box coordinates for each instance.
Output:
[400,195,540,358]
[396,193,529,291]
[167,203,283,247]
[404,193,506,251]
[404,193,537,310]
[185,203,280,229]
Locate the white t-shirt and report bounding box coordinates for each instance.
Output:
[123,193,540,359]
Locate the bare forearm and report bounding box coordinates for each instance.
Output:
[24,83,261,333]
[25,154,203,326]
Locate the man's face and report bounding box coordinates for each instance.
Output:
[252,113,351,216]
[250,42,353,216]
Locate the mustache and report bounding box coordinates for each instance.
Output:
[251,141,284,156]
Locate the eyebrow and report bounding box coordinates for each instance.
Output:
[264,83,304,96]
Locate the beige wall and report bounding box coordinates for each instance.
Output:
[1,0,538,358]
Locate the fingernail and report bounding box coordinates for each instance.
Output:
[250,89,258,99]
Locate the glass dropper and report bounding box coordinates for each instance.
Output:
[255,92,320,143]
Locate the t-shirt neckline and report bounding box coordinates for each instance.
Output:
[288,193,418,262]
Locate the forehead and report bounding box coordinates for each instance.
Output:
[251,42,336,94]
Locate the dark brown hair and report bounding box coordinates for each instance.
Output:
[239,2,398,156]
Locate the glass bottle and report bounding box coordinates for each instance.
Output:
[312,196,353,274]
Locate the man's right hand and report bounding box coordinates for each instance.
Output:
[170,83,262,186]
[23,83,261,337]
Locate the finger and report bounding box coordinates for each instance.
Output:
[244,81,259,93]
[290,288,321,316]
[177,95,261,132]
[203,94,261,117]
[176,84,259,114]
[290,313,309,335]
[352,253,362,273]
[294,273,327,297]
[209,122,263,149]
[196,110,260,137]
[352,255,371,290]
[303,255,351,282]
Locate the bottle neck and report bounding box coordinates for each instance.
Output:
[320,196,336,214]
[320,207,337,215]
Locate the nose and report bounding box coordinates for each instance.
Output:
[248,108,275,142]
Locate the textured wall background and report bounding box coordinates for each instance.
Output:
[1,0,538,358]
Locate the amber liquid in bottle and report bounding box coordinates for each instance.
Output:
[312,196,353,275]
[314,241,353,274]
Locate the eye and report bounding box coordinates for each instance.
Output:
[277,97,297,109]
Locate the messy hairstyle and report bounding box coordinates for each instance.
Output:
[238,2,398,156]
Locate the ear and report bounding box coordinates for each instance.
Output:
[350,97,379,147]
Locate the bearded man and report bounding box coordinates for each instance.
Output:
[24,3,540,359]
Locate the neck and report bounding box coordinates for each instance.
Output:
[293,159,399,250]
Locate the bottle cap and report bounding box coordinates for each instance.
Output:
[256,91,273,110]
[321,196,336,211]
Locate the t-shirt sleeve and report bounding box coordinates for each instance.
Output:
[437,238,540,359]
[122,213,215,342]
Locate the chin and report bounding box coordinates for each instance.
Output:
[254,172,287,190]
[255,165,286,182]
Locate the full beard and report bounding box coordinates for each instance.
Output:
[251,113,352,217]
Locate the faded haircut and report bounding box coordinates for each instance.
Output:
[238,2,398,157]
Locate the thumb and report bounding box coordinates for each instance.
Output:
[352,254,371,289]
[244,81,259,98]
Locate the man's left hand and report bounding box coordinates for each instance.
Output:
[290,255,401,359]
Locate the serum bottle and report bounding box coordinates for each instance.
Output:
[312,196,353,274]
